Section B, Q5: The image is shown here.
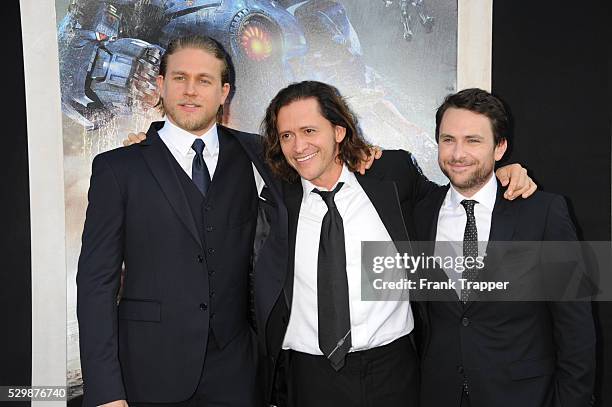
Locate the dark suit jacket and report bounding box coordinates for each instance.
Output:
[413,184,596,407]
[259,150,437,403]
[77,122,285,406]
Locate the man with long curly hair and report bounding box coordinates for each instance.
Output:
[258,80,536,406]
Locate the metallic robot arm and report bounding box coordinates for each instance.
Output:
[58,0,164,129]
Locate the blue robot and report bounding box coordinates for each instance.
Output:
[58,0,436,130]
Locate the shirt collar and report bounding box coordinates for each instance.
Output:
[300,164,355,204]
[161,118,219,156]
[448,173,498,211]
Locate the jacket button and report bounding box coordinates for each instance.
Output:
[208,248,215,254]
[204,205,212,212]
[210,313,216,319]
[197,255,204,263]
[206,226,214,232]
[457,365,464,374]
[208,269,215,276]
[199,303,208,311]
[462,317,470,327]
[211,290,216,298]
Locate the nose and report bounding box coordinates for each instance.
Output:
[183,79,197,96]
[451,140,467,160]
[293,134,308,154]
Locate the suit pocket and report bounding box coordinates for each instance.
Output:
[509,357,555,380]
[118,298,161,322]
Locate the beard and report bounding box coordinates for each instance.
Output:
[440,159,494,194]
[163,101,217,134]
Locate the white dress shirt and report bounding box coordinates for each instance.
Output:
[157,118,265,194]
[282,165,414,354]
[435,174,498,293]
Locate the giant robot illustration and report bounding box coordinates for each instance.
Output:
[57,0,438,167]
[60,1,444,399]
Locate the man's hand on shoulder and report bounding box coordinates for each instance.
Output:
[99,400,128,407]
[122,132,147,146]
[495,163,537,200]
[356,146,383,175]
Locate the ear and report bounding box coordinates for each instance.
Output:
[334,125,347,143]
[494,138,508,162]
[156,75,164,92]
[220,83,231,105]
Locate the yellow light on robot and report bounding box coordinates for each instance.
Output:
[241,25,272,61]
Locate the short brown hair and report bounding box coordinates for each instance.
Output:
[435,88,509,146]
[261,81,371,182]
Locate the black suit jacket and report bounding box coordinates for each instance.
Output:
[413,184,596,407]
[260,150,437,402]
[77,122,285,406]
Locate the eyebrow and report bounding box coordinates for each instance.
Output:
[279,125,318,133]
[169,71,216,79]
[439,133,483,138]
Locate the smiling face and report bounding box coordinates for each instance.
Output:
[277,97,346,190]
[438,107,507,197]
[156,47,230,136]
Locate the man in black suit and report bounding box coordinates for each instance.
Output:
[77,35,288,407]
[257,81,536,406]
[413,88,596,407]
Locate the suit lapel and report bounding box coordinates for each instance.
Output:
[139,122,203,250]
[355,174,409,242]
[426,185,449,247]
[413,185,448,256]
[465,184,517,312]
[427,186,460,302]
[283,180,303,308]
[222,126,288,239]
[489,185,518,242]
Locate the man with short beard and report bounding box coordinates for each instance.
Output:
[77,35,286,407]
[258,82,538,406]
[413,88,595,407]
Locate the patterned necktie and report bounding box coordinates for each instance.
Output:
[460,199,478,303]
[313,182,351,371]
[191,139,211,197]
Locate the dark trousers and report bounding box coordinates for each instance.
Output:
[279,334,419,407]
[132,328,259,407]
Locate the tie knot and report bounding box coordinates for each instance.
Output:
[191,138,205,155]
[460,199,477,215]
[313,182,344,209]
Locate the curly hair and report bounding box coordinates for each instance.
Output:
[261,81,371,182]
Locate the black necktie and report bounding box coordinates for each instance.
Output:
[191,139,211,197]
[460,199,478,303]
[313,182,351,371]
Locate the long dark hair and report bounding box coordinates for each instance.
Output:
[261,81,371,182]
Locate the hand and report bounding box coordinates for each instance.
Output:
[356,146,383,175]
[99,400,128,407]
[122,132,147,147]
[495,163,537,200]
